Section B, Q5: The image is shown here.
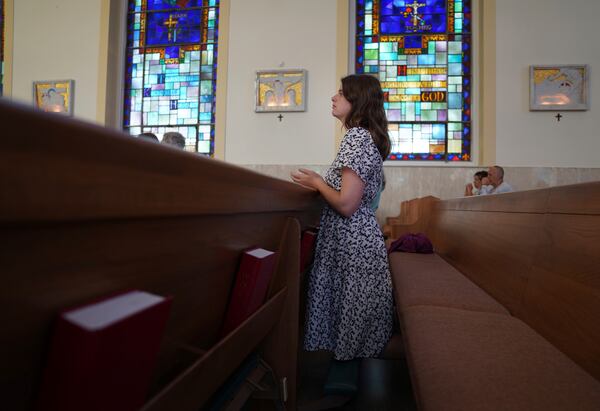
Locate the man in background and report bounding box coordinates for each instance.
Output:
[162,132,186,150]
[480,165,513,195]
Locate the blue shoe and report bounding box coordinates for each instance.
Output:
[323,359,359,396]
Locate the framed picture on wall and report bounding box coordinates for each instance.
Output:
[255,69,307,112]
[530,65,588,111]
[33,79,75,115]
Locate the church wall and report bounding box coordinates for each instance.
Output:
[7,1,598,167]
[10,0,106,124]
[223,0,338,165]
[495,0,600,167]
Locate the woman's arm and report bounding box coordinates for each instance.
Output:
[291,167,364,218]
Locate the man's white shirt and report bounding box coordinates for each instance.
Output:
[479,182,513,195]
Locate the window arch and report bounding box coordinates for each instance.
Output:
[355,0,472,161]
[123,0,220,154]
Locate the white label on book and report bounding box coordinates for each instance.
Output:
[63,291,164,331]
[246,248,274,259]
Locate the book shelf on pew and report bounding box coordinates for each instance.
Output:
[140,218,302,411]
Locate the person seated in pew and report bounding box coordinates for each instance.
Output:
[162,131,186,149]
[291,74,393,398]
[480,165,514,195]
[138,132,159,143]
[464,170,490,196]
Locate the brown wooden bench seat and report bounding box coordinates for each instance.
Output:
[390,252,508,316]
[402,306,600,411]
[388,183,600,410]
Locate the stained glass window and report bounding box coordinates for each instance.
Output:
[1,0,4,96]
[124,0,220,154]
[356,0,472,161]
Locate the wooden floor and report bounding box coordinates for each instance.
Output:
[296,350,417,411]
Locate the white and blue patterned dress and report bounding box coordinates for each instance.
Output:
[304,127,394,360]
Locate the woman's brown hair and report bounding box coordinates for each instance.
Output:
[341,74,390,160]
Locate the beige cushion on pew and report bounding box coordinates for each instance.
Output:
[390,252,509,315]
[403,306,600,411]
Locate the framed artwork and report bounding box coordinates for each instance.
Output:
[530,65,588,111]
[255,69,307,112]
[33,80,74,115]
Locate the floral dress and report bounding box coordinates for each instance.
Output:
[304,127,394,360]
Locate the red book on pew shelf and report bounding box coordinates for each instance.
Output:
[36,290,172,411]
[220,248,277,337]
[300,229,318,272]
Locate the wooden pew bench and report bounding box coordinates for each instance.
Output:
[388,184,600,410]
[0,100,322,410]
[383,195,438,241]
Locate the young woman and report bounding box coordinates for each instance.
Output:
[465,170,490,196]
[291,74,393,364]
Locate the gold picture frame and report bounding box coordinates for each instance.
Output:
[33,79,74,115]
[255,69,307,112]
[530,65,588,111]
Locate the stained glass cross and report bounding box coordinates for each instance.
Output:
[163,15,179,42]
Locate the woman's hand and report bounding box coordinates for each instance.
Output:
[292,167,364,218]
[465,182,474,196]
[291,168,323,191]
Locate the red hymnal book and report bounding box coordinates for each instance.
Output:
[300,230,318,272]
[36,290,172,411]
[220,248,277,337]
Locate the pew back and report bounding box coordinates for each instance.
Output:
[0,100,322,410]
[384,195,439,240]
[426,182,600,381]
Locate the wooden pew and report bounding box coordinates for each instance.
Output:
[388,183,600,410]
[383,195,439,240]
[429,183,600,379]
[0,100,322,410]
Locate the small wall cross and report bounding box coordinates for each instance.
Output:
[277,114,284,122]
[555,113,563,122]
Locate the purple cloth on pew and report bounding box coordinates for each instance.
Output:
[388,233,434,254]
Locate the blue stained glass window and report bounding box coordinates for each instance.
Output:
[124,0,220,155]
[146,11,202,45]
[146,0,204,10]
[356,0,472,161]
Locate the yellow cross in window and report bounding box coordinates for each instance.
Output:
[163,15,179,42]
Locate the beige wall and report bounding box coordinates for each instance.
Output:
[3,0,599,169]
[495,0,600,167]
[224,0,338,164]
[9,0,107,124]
